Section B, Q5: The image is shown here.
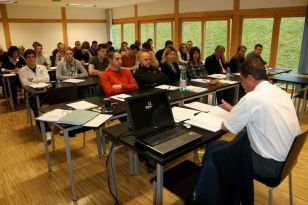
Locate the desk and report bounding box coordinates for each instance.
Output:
[267,67,292,76]
[0,73,17,110]
[271,73,308,122]
[24,76,99,127]
[103,122,225,205]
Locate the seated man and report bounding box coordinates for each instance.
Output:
[155,40,173,67]
[19,49,51,138]
[89,40,98,56]
[72,41,81,56]
[122,44,139,71]
[246,44,268,68]
[35,43,50,67]
[136,42,159,68]
[74,41,92,65]
[88,44,109,76]
[220,58,300,178]
[99,50,138,96]
[134,51,169,88]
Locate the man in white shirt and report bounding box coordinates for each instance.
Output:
[19,49,50,117]
[220,58,300,178]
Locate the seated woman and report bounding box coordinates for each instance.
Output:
[177,43,189,66]
[161,47,180,82]
[187,47,208,79]
[229,45,247,73]
[1,46,26,104]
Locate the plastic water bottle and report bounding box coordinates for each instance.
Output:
[226,67,231,80]
[179,70,187,92]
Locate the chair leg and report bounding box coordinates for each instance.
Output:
[289,173,293,205]
[153,181,157,205]
[83,132,86,148]
[268,187,273,205]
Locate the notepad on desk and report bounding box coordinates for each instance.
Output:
[29,83,49,89]
[67,100,98,110]
[36,109,71,122]
[84,114,113,127]
[185,112,224,132]
[190,79,210,84]
[208,74,226,79]
[110,93,131,102]
[186,85,208,93]
[62,78,85,83]
[57,110,99,125]
[184,101,229,118]
[172,106,200,123]
[155,84,179,91]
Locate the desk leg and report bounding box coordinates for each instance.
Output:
[299,87,307,123]
[95,127,102,157]
[40,121,52,172]
[133,152,138,176]
[63,130,77,201]
[129,150,133,175]
[2,77,9,106]
[6,78,14,111]
[102,131,106,155]
[110,141,118,199]
[212,93,216,105]
[155,164,163,205]
[234,84,239,104]
[25,92,33,128]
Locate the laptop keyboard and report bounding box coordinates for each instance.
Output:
[142,127,187,146]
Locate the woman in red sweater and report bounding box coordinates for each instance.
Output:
[99,50,138,96]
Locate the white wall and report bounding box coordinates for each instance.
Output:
[6,5,61,19]
[138,0,174,16]
[9,23,63,56]
[0,24,6,51]
[67,23,107,48]
[112,5,135,19]
[179,0,233,13]
[240,0,308,9]
[66,7,106,20]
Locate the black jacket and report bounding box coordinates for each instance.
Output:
[161,61,180,82]
[189,131,254,205]
[134,65,169,88]
[204,54,227,75]
[229,56,244,73]
[1,56,26,70]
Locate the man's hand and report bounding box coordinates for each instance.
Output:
[73,73,79,78]
[219,99,233,112]
[112,84,123,90]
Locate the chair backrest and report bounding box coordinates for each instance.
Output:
[95,83,104,97]
[280,130,308,182]
[46,85,79,105]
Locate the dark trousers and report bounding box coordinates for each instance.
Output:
[252,149,284,178]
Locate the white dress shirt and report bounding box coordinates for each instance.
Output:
[223,81,300,162]
[19,64,50,86]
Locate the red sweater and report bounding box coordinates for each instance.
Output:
[99,68,138,96]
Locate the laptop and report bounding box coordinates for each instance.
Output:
[125,90,201,155]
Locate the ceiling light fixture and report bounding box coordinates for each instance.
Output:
[0,0,17,3]
[66,3,96,8]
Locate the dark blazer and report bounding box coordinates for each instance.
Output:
[189,131,254,205]
[134,65,169,88]
[155,48,165,67]
[229,56,244,73]
[161,61,181,82]
[1,56,26,70]
[204,54,227,75]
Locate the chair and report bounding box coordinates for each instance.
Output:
[254,130,308,205]
[150,130,254,205]
[293,89,308,114]
[45,85,87,152]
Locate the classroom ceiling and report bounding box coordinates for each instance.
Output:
[1,0,157,8]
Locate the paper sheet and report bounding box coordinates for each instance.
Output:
[62,78,85,83]
[110,94,131,102]
[219,79,237,84]
[29,83,49,89]
[172,106,200,123]
[67,100,98,110]
[3,73,16,77]
[48,66,57,70]
[186,85,208,93]
[184,102,229,118]
[208,74,226,79]
[185,112,224,132]
[36,109,71,122]
[84,114,113,127]
[190,79,210,84]
[155,84,179,91]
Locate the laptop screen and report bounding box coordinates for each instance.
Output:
[125,91,174,136]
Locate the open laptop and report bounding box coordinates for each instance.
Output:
[125,90,201,155]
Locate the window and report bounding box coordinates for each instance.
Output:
[242,18,274,63]
[141,23,154,44]
[156,22,172,50]
[182,21,202,49]
[112,24,121,49]
[123,23,135,46]
[204,21,228,59]
[276,17,305,70]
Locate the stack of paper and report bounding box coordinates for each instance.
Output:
[67,100,98,110]
[36,109,71,122]
[29,83,49,89]
[84,114,113,127]
[111,93,131,102]
[186,85,208,93]
[57,110,98,125]
[219,79,237,84]
[185,112,224,132]
[191,79,210,84]
[155,85,179,91]
[172,106,200,123]
[62,79,85,83]
[184,101,229,118]
[208,74,226,79]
